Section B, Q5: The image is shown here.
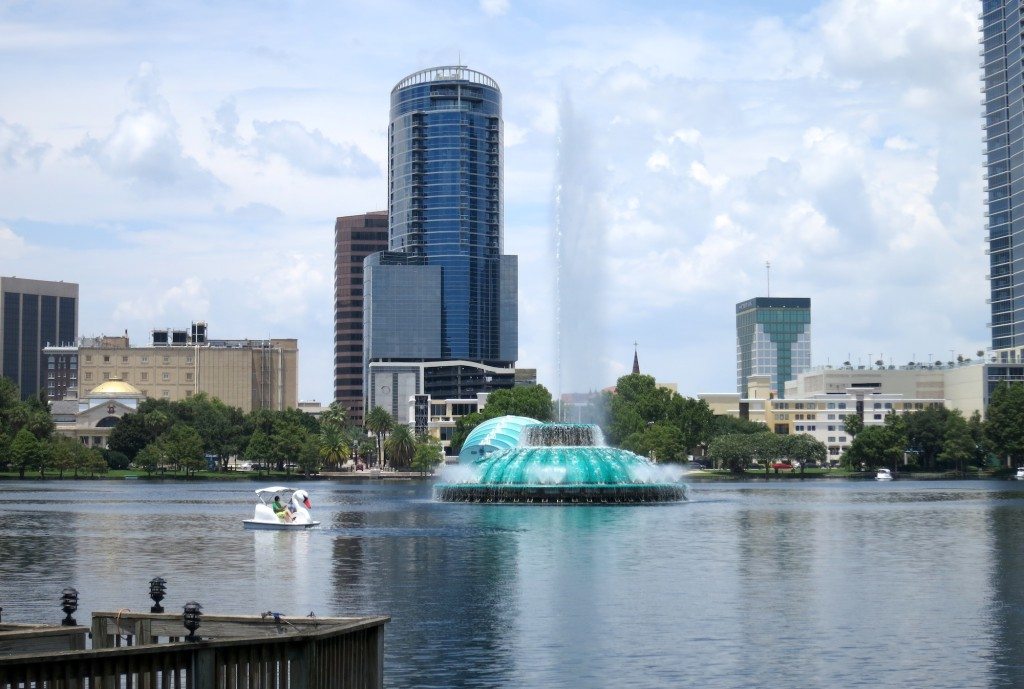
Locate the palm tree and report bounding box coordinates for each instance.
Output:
[318,422,348,470]
[364,406,394,469]
[384,425,417,469]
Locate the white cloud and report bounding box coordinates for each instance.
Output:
[74,63,222,191]
[209,99,379,178]
[0,117,49,169]
[480,0,509,17]
[0,226,27,259]
[669,128,701,146]
[645,151,670,172]
[689,161,727,192]
[249,253,329,324]
[113,276,210,324]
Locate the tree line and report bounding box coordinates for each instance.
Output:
[0,377,109,478]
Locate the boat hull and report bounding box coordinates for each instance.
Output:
[242,520,320,530]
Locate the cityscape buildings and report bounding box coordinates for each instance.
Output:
[0,276,78,400]
[47,324,298,413]
[735,297,811,399]
[363,65,518,422]
[334,211,388,425]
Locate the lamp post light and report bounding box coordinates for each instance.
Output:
[149,577,167,613]
[60,587,79,626]
[183,601,203,642]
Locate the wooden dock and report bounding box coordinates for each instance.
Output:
[0,611,389,689]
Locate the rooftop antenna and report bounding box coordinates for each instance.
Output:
[765,261,771,297]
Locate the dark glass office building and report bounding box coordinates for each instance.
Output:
[386,66,516,364]
[0,277,79,400]
[736,297,811,399]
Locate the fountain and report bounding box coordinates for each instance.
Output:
[435,419,688,504]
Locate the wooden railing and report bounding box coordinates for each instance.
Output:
[0,626,88,657]
[0,613,388,689]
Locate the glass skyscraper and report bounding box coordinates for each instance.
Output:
[982,1,1023,356]
[386,66,515,363]
[364,66,518,421]
[736,297,811,399]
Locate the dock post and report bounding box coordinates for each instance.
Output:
[193,647,216,689]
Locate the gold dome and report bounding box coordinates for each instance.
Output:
[88,378,144,397]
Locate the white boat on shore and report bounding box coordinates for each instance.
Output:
[1015,468,1024,480]
[243,487,320,530]
[875,468,894,481]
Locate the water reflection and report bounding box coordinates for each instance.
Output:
[4,480,1024,688]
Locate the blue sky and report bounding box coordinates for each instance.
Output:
[0,0,986,402]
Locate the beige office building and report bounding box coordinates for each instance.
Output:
[74,330,298,412]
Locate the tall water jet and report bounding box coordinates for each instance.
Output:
[554,90,608,409]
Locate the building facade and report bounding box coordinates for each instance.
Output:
[701,376,946,460]
[736,297,811,399]
[0,276,78,399]
[364,66,519,421]
[334,211,388,424]
[983,1,1023,356]
[66,327,298,412]
[52,378,145,449]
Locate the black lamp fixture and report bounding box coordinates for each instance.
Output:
[183,601,202,642]
[149,576,167,613]
[60,587,79,626]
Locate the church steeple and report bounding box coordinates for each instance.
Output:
[632,342,640,375]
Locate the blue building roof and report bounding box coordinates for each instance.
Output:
[458,415,539,463]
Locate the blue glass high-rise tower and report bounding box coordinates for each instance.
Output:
[982,2,1024,360]
[387,66,515,363]
[364,66,518,421]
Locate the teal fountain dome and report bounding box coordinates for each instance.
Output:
[436,420,688,504]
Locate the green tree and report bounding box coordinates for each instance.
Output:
[364,406,394,468]
[708,433,754,472]
[384,424,417,469]
[159,425,205,477]
[411,436,443,475]
[50,437,78,479]
[986,383,1024,467]
[318,421,350,470]
[783,434,827,474]
[752,432,785,479]
[295,432,322,476]
[134,443,164,476]
[245,428,273,476]
[622,422,687,462]
[0,431,11,471]
[10,427,41,478]
[904,406,950,469]
[843,414,864,439]
[712,415,769,436]
[85,448,108,477]
[938,412,975,476]
[107,413,155,460]
[482,385,555,421]
[843,425,902,470]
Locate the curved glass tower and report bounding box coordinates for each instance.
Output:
[388,66,512,363]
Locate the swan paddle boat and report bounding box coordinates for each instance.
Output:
[1015,468,1024,480]
[243,487,320,530]
[875,468,894,481]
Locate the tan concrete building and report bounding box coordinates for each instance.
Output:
[74,330,298,412]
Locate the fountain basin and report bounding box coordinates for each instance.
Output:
[436,423,689,504]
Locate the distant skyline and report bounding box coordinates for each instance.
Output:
[0,0,986,402]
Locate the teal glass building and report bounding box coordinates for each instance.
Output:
[736,297,811,399]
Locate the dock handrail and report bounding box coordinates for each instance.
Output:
[0,612,389,689]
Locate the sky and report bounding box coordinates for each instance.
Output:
[0,0,987,402]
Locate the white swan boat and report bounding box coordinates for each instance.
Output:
[875,468,894,481]
[1015,468,1024,480]
[243,487,320,530]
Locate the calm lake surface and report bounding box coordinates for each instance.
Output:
[3,478,1024,688]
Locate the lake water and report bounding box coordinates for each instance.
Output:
[2,478,1024,688]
